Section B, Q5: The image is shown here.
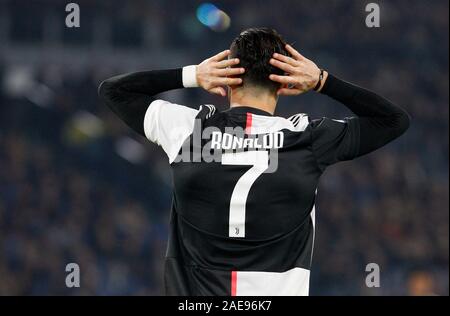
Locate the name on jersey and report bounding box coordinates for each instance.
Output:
[210,131,284,150]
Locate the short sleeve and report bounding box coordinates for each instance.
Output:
[309,117,360,170]
[143,99,199,163]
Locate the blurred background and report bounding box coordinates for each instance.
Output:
[0,0,448,295]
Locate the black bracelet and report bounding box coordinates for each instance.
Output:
[313,69,324,92]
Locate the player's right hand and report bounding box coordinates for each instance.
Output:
[196,50,245,97]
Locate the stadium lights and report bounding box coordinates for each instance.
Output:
[115,136,146,164]
[196,3,230,32]
[65,110,105,144]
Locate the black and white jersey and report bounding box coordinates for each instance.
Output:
[143,99,360,296]
[99,67,409,296]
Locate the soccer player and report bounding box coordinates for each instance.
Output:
[98,28,410,296]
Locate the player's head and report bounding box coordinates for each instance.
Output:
[230,27,289,95]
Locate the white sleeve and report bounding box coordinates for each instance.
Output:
[143,99,199,163]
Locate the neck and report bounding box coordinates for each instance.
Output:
[229,86,278,115]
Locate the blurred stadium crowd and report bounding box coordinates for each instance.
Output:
[0,0,448,295]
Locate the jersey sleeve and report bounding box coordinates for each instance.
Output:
[309,117,360,171]
[143,99,199,163]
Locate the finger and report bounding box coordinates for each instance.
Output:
[273,53,298,66]
[216,58,240,69]
[285,44,305,61]
[269,74,297,84]
[269,59,296,73]
[211,50,231,62]
[209,87,227,97]
[215,77,243,86]
[277,88,302,96]
[210,87,227,97]
[216,67,245,76]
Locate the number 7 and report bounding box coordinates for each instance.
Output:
[222,151,269,238]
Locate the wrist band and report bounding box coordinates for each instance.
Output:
[313,69,324,92]
[182,65,199,88]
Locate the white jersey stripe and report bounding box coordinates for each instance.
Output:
[248,113,309,135]
[235,267,310,296]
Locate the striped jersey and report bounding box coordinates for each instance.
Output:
[143,99,360,296]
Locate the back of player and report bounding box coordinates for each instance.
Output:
[99,27,409,296]
[163,104,318,296]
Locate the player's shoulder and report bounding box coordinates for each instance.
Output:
[308,116,353,130]
[196,104,217,120]
[286,113,310,131]
[241,112,310,134]
[261,112,310,133]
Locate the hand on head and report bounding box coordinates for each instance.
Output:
[197,45,324,97]
[196,50,245,97]
[269,44,324,95]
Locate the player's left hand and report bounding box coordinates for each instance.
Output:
[269,44,327,96]
[196,50,245,97]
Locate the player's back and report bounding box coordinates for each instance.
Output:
[164,104,320,296]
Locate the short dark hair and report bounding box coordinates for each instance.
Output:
[230,27,289,93]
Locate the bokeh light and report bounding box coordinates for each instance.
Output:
[196,3,231,32]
